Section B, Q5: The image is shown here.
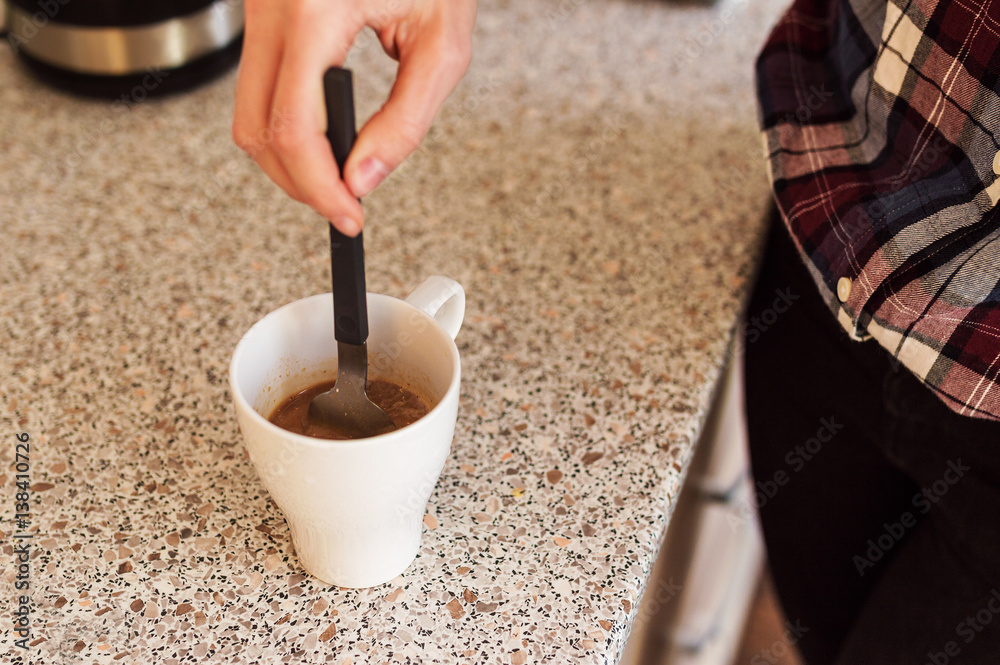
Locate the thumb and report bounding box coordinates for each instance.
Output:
[343,22,472,197]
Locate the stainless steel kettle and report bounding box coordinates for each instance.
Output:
[1,0,243,96]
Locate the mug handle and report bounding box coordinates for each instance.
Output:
[405,276,465,340]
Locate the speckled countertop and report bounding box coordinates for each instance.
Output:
[1,0,785,663]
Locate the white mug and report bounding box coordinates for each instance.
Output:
[229,276,465,587]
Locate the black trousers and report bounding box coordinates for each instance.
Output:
[743,211,1000,664]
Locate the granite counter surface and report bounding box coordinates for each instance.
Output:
[0,0,785,662]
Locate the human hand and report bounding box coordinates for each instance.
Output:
[233,0,477,236]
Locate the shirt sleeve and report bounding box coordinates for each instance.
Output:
[756,0,1000,420]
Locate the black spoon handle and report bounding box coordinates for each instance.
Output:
[323,66,367,346]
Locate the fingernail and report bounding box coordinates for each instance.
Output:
[350,157,389,197]
[334,217,361,237]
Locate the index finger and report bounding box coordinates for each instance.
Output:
[269,6,366,234]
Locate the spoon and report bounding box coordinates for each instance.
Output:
[307,67,397,439]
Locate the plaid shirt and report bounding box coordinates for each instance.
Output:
[756,0,1000,420]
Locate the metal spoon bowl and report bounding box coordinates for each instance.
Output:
[307,337,396,439]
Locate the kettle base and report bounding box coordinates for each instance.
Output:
[14,34,243,100]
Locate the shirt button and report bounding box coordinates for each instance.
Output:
[993,151,1000,175]
[837,276,852,303]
